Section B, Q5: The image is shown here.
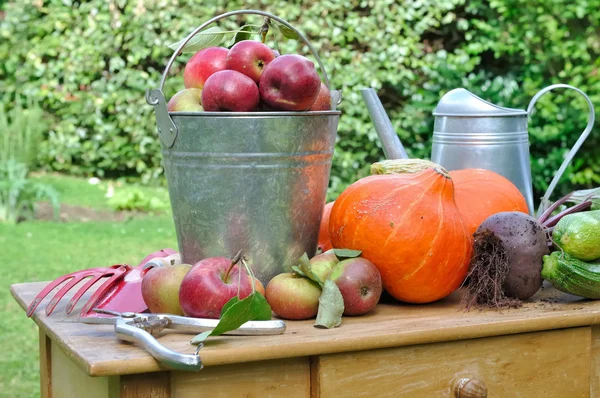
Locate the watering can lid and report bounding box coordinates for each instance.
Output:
[432,88,527,117]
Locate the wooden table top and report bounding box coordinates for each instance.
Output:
[11,280,600,377]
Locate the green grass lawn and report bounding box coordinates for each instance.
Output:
[1,174,177,398]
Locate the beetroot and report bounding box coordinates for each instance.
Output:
[462,192,593,310]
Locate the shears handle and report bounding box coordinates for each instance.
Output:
[115,319,203,372]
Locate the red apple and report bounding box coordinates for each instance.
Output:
[308,83,332,111]
[328,257,382,316]
[309,249,339,284]
[317,202,335,252]
[167,88,203,112]
[178,256,253,319]
[226,40,276,84]
[265,273,322,320]
[141,263,192,315]
[259,54,321,111]
[201,70,260,112]
[183,47,229,89]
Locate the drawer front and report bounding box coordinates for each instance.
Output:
[172,357,310,398]
[313,327,591,398]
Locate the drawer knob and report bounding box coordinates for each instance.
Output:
[454,377,487,398]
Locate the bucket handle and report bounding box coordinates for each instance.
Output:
[146,10,338,148]
[527,84,595,217]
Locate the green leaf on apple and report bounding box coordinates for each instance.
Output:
[168,26,225,54]
[333,248,362,259]
[314,279,344,329]
[228,25,254,48]
[297,252,323,286]
[291,265,307,278]
[220,296,241,317]
[190,331,211,345]
[271,21,300,40]
[190,292,272,345]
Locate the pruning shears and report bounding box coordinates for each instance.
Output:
[66,309,286,372]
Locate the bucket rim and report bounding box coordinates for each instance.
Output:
[168,110,342,117]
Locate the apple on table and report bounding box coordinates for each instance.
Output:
[265,273,322,320]
[329,257,382,316]
[141,263,192,315]
[179,256,262,319]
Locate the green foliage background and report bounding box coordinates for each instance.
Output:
[1,0,599,204]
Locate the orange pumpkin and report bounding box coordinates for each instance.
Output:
[329,166,472,303]
[449,169,529,235]
[317,202,335,252]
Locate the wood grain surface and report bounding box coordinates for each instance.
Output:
[11,280,600,377]
[313,327,590,398]
[170,357,310,398]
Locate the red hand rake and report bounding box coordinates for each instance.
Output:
[26,248,179,318]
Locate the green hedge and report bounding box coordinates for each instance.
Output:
[1,0,599,204]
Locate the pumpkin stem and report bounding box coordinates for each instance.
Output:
[370,159,448,176]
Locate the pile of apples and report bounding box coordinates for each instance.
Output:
[141,249,383,321]
[167,40,331,113]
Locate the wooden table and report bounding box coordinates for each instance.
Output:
[11,280,600,397]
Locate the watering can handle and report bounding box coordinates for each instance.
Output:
[156,10,333,91]
[527,84,596,217]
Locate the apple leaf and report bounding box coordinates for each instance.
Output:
[333,248,362,259]
[168,26,225,54]
[228,25,254,48]
[220,296,241,317]
[271,21,300,40]
[297,252,321,284]
[291,265,307,278]
[190,292,272,345]
[314,279,344,329]
[190,331,211,345]
[251,292,272,321]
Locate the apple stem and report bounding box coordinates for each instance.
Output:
[241,257,256,294]
[259,17,270,43]
[223,250,243,283]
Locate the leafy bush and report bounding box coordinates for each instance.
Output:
[0,159,60,224]
[0,97,47,168]
[0,97,59,223]
[107,187,169,213]
[1,0,598,205]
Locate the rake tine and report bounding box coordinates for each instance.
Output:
[45,275,89,316]
[27,274,78,317]
[65,274,105,315]
[80,266,130,316]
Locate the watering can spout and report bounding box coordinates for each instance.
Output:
[360,88,409,160]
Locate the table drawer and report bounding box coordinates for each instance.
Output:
[312,327,591,397]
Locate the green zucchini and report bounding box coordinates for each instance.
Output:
[552,210,600,261]
[541,251,600,299]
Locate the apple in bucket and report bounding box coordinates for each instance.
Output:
[201,70,260,112]
[259,54,321,111]
[167,88,203,112]
[183,46,229,89]
[226,40,276,84]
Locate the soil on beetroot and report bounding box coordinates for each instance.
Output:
[35,202,142,222]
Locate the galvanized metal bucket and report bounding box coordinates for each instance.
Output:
[146,10,341,285]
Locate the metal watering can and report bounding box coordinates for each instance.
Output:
[361,85,595,216]
[146,10,341,285]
